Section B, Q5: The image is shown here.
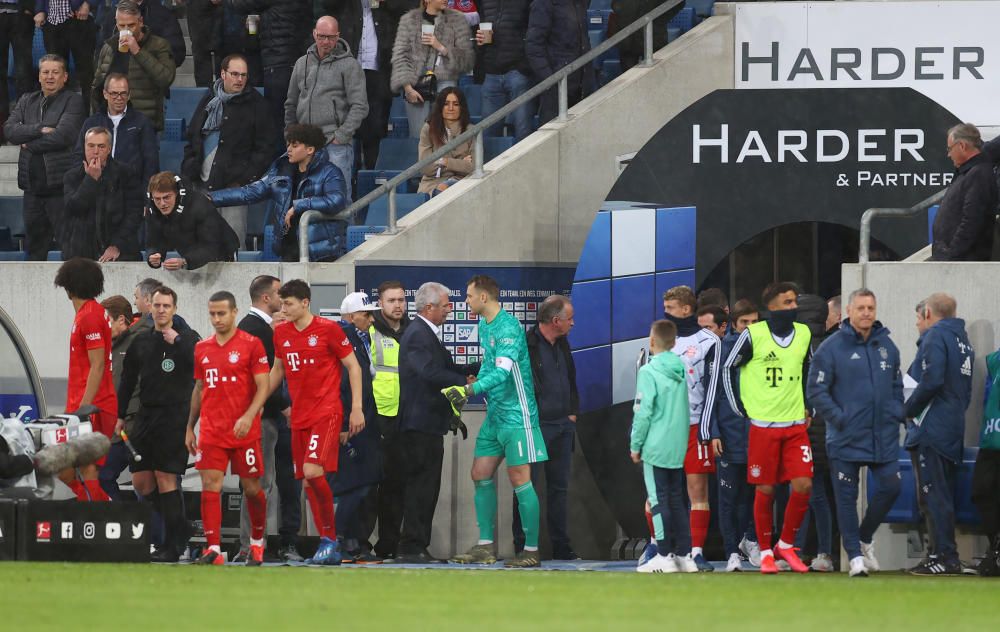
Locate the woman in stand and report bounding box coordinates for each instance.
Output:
[417,87,473,196]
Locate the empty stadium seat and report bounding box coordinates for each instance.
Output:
[374,138,420,170]
[668,7,696,33]
[347,225,387,251]
[687,0,715,19]
[388,97,409,138]
[159,141,185,174]
[236,250,263,262]
[162,118,186,142]
[46,250,62,261]
[667,27,682,43]
[0,250,25,261]
[164,87,208,124]
[364,193,429,226]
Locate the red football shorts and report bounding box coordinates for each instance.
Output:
[196,440,264,479]
[684,425,716,474]
[291,418,340,479]
[746,423,813,485]
[92,408,117,467]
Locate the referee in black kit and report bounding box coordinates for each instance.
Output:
[116,286,200,562]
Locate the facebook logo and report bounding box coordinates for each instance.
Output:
[61,522,73,540]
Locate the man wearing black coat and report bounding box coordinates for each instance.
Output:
[75,73,159,187]
[99,0,186,67]
[228,0,313,127]
[932,123,999,261]
[512,295,580,559]
[525,0,593,127]
[395,281,476,563]
[3,54,84,260]
[63,126,143,261]
[144,171,240,270]
[322,0,404,169]
[181,53,277,248]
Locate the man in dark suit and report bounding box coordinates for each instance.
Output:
[395,281,476,563]
[235,274,303,563]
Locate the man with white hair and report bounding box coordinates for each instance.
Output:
[395,281,476,563]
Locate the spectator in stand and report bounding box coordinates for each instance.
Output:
[932,123,998,261]
[285,16,368,202]
[321,0,397,170]
[417,87,472,196]
[0,1,36,140]
[33,1,96,114]
[75,74,159,187]
[98,0,185,67]
[228,0,312,131]
[181,53,277,248]
[211,123,347,262]
[476,0,534,143]
[144,171,240,270]
[608,0,684,72]
[3,54,84,260]
[187,0,229,87]
[92,1,176,133]
[391,0,474,140]
[526,0,593,127]
[63,127,143,262]
[99,294,139,501]
[448,0,479,26]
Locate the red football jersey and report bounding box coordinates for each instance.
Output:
[273,316,353,429]
[194,330,270,448]
[66,299,117,420]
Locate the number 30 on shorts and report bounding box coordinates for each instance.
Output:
[800,445,813,463]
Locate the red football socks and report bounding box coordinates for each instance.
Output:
[780,490,811,546]
[201,490,222,547]
[645,506,655,540]
[305,476,337,539]
[690,509,710,550]
[84,479,110,502]
[754,489,775,552]
[247,489,267,541]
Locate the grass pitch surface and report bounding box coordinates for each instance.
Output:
[2,563,995,630]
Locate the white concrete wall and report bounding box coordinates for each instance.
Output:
[842,262,999,569]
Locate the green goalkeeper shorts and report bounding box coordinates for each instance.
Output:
[474,416,548,466]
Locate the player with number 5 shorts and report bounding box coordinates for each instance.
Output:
[187,291,271,566]
[268,280,367,566]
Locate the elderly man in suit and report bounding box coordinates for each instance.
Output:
[394,281,476,563]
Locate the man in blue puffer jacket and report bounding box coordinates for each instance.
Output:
[808,289,904,578]
[211,123,346,261]
[903,292,974,576]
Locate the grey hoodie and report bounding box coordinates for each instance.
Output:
[285,39,369,145]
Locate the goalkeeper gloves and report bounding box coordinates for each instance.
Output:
[441,384,470,412]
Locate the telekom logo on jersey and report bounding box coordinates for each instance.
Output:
[205,368,219,388]
[286,352,302,372]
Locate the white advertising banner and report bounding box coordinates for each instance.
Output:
[734,1,1000,125]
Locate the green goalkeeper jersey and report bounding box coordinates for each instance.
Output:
[469,308,540,429]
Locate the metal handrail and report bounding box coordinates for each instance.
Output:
[858,187,947,266]
[299,0,687,261]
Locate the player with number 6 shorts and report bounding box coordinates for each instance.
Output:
[721,282,814,574]
[187,291,271,566]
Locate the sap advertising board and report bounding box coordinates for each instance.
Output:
[734,1,1000,125]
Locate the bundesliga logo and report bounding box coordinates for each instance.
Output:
[750,465,762,478]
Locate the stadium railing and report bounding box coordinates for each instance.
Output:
[857,187,947,271]
[297,0,686,262]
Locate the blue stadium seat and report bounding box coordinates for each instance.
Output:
[484,136,514,162]
[364,193,429,226]
[374,138,419,170]
[245,201,269,250]
[589,0,611,10]
[356,172,409,200]
[687,0,715,19]
[0,250,26,261]
[388,96,409,138]
[159,141,185,174]
[666,27,682,43]
[236,250,263,262]
[0,197,24,238]
[164,87,208,124]
[602,59,622,85]
[347,225,386,251]
[0,226,12,251]
[587,9,611,30]
[588,29,617,65]
[46,250,62,261]
[668,7,696,33]
[462,84,482,118]
[162,118,186,142]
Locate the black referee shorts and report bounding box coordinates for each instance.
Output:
[129,406,190,475]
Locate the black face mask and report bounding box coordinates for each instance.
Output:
[768,308,798,337]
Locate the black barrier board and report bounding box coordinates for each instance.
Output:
[15,500,151,562]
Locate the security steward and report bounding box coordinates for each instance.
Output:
[116,286,200,562]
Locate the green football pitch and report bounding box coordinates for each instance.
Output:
[2,564,997,630]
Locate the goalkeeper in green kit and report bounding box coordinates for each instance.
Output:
[443,275,549,568]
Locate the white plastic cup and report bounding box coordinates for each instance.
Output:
[247,15,259,35]
[421,24,435,36]
[118,29,131,53]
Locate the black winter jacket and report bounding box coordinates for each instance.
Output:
[323,0,398,80]
[931,152,998,261]
[75,105,160,185]
[227,0,313,68]
[609,0,683,58]
[525,0,590,81]
[3,88,85,193]
[62,158,143,261]
[99,0,186,67]
[526,325,579,420]
[477,0,533,76]
[181,86,277,191]
[117,326,200,418]
[144,177,241,269]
